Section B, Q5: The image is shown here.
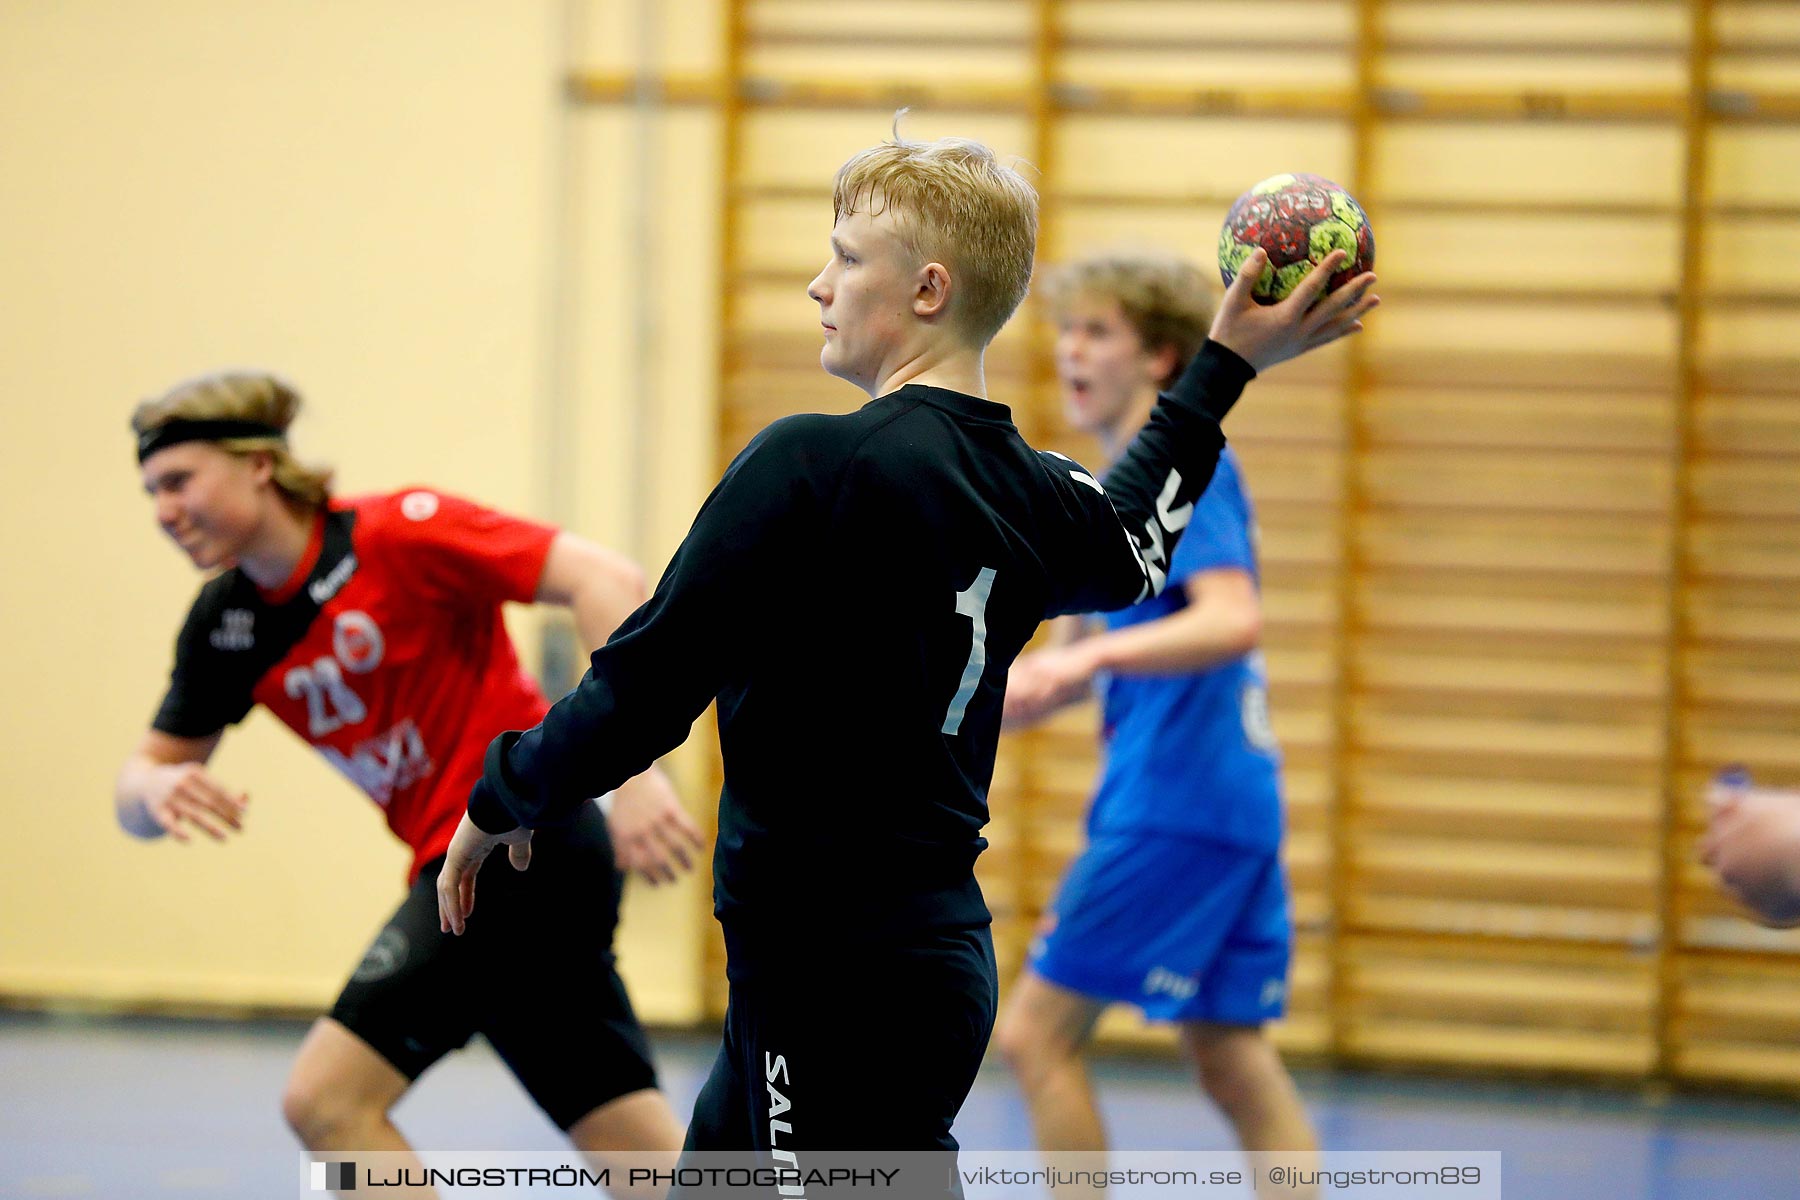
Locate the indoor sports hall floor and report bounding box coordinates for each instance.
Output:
[3,1011,1796,1199]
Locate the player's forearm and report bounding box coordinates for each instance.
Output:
[473,677,641,832]
[471,592,724,833]
[1166,338,1258,424]
[1096,341,1252,605]
[1087,603,1261,678]
[473,434,789,833]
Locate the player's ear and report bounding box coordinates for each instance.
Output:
[245,449,276,487]
[1147,343,1181,387]
[914,261,951,320]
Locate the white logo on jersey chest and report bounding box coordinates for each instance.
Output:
[332,610,386,675]
[308,552,358,605]
[209,609,255,651]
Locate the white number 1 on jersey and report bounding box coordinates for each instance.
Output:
[942,567,997,736]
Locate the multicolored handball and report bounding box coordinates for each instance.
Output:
[1218,173,1374,305]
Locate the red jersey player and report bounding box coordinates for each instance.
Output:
[116,371,701,1198]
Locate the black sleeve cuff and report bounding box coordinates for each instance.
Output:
[466,733,525,834]
[1165,339,1257,423]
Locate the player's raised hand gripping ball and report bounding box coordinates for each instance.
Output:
[1219,173,1374,304]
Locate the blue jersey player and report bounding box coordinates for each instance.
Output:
[998,253,1318,1198]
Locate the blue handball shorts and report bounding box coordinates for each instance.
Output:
[1029,832,1292,1025]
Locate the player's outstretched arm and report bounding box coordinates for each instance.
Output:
[1084,568,1261,678]
[1008,571,1261,728]
[1702,781,1800,927]
[114,729,245,843]
[534,533,704,884]
[462,418,823,844]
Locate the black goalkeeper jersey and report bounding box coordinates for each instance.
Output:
[468,341,1256,974]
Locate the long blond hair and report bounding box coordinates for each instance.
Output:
[132,371,333,507]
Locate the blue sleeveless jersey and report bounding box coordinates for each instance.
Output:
[1091,447,1283,849]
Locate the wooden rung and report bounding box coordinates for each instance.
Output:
[1350,958,1650,1002]
[1383,37,1687,59]
[1361,535,1668,580]
[1351,773,1657,828]
[1060,33,1351,55]
[565,70,1717,124]
[1677,543,1800,586]
[1048,81,1353,118]
[1342,1023,1654,1073]
[1355,649,1666,703]
[1354,590,1669,641]
[747,31,1030,54]
[1702,359,1800,393]
[1676,1009,1800,1045]
[1348,896,1659,943]
[1705,291,1800,310]
[1678,915,1800,955]
[1712,202,1800,219]
[1368,351,1676,390]
[1682,728,1800,772]
[1710,88,1800,122]
[1358,452,1675,516]
[1378,283,1677,306]
[1685,600,1800,644]
[1362,391,1677,453]
[1674,1043,1800,1087]
[1372,86,1683,122]
[1346,967,1650,1022]
[1679,988,1800,1027]
[1355,705,1666,761]
[1350,838,1655,886]
[1352,809,1655,848]
[1349,929,1656,966]
[1683,674,1800,711]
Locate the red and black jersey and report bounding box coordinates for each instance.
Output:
[153,488,558,883]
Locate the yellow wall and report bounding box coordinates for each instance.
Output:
[0,1,711,1022]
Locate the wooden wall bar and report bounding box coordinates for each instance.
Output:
[571,0,1800,1091]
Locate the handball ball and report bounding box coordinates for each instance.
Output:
[1218,173,1374,304]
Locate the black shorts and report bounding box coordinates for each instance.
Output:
[678,926,996,1162]
[328,803,658,1130]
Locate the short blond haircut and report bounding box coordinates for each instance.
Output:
[1040,252,1217,389]
[832,133,1038,346]
[132,371,334,507]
